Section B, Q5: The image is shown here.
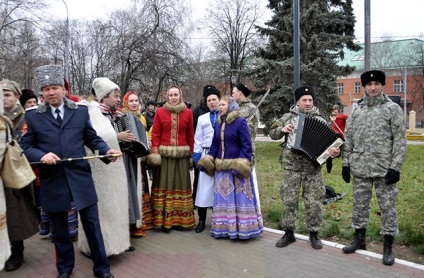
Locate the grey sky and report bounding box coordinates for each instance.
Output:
[50,0,423,43]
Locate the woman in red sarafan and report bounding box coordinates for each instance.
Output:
[147,85,195,232]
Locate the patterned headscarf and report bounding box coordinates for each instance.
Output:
[228,96,239,113]
[123,91,139,111]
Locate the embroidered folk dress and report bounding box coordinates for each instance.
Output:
[207,111,263,239]
[149,102,195,229]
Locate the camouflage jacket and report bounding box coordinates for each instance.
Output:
[342,93,406,177]
[269,105,324,172]
[238,98,259,157]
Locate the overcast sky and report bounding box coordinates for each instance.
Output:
[49,0,423,43]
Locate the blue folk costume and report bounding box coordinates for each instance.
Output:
[198,98,263,239]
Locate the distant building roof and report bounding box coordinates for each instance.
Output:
[337,39,424,72]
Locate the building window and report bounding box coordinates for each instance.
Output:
[393,80,404,93]
[337,83,344,94]
[354,82,361,94]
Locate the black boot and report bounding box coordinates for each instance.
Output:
[195,207,207,233]
[383,235,395,266]
[195,221,205,233]
[275,230,296,248]
[5,240,24,272]
[342,228,366,254]
[309,231,323,249]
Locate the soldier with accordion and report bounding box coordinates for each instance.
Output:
[269,86,341,250]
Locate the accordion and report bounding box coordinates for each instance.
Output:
[114,114,150,157]
[288,113,344,165]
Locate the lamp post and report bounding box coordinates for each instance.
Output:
[60,0,70,85]
[403,64,408,122]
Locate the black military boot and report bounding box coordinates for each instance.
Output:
[383,235,395,266]
[309,231,323,249]
[5,254,23,272]
[342,228,366,254]
[275,230,296,248]
[5,240,24,271]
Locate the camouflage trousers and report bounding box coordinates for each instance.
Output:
[352,177,398,236]
[280,170,324,232]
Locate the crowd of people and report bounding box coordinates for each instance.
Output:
[0,67,407,276]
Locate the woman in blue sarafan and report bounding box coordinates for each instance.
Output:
[198,95,263,239]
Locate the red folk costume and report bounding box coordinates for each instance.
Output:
[148,101,195,230]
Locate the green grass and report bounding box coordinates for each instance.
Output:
[255,142,424,250]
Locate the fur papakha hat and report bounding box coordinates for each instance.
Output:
[34,65,64,91]
[295,85,315,102]
[360,70,386,87]
[203,85,221,102]
[235,82,251,97]
[203,85,217,97]
[19,89,38,106]
[91,77,120,101]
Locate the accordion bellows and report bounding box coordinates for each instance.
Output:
[289,113,344,165]
[114,114,149,157]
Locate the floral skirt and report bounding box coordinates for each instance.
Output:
[151,157,195,229]
[211,171,263,240]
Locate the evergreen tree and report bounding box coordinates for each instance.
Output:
[246,0,360,129]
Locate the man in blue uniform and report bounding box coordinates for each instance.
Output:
[20,65,121,278]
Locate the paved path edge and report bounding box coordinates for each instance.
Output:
[264,227,424,271]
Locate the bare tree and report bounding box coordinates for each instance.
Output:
[204,0,262,82]
[0,0,46,79]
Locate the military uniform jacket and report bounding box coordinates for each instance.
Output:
[20,99,110,212]
[269,105,323,172]
[238,98,259,141]
[342,93,406,178]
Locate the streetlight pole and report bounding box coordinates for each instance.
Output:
[293,0,300,104]
[404,64,408,122]
[60,0,70,85]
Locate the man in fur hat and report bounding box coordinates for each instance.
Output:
[191,85,217,204]
[269,86,340,250]
[20,65,121,278]
[341,70,406,266]
[19,89,38,109]
[192,86,221,233]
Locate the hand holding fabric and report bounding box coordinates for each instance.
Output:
[385,169,400,184]
[342,166,351,183]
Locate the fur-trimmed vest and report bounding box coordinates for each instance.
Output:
[147,101,194,167]
[198,111,253,178]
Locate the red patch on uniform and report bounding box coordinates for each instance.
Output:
[21,122,28,136]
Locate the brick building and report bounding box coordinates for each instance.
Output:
[336,39,424,127]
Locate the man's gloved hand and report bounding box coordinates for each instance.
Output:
[342,166,351,183]
[385,169,400,184]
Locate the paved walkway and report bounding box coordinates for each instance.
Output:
[2,137,423,277]
[1,214,424,278]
